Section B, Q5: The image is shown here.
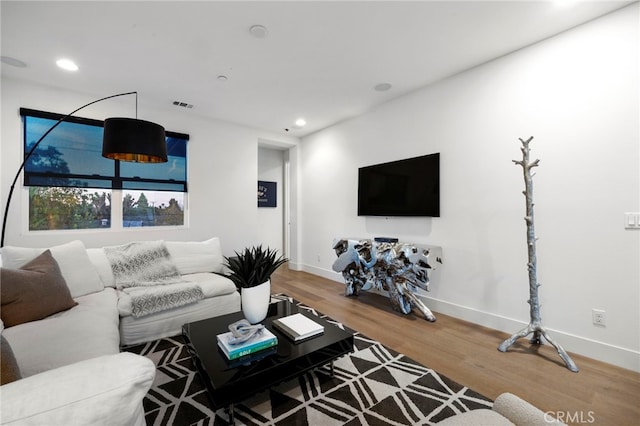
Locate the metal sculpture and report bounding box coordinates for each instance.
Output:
[332,238,442,321]
[498,137,579,373]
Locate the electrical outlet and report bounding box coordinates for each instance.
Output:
[592,309,606,326]
[624,212,640,229]
[317,254,321,262]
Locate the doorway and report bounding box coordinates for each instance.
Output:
[257,146,287,257]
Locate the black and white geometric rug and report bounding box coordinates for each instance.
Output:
[124,297,492,425]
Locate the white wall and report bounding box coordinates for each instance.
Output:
[299,4,639,371]
[258,147,285,255]
[0,79,299,259]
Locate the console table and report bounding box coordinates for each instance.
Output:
[332,238,442,321]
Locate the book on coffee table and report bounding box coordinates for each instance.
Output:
[217,328,278,360]
[273,313,324,342]
[224,345,278,367]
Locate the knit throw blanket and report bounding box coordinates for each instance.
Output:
[104,241,204,318]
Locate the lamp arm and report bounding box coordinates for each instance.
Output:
[1,91,137,247]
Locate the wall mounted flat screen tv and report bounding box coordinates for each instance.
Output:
[358,153,440,217]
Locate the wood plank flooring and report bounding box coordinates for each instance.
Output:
[270,267,640,426]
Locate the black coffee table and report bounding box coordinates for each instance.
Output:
[182,298,354,423]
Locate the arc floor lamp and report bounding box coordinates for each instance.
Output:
[1,91,167,247]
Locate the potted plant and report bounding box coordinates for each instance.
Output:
[225,245,287,323]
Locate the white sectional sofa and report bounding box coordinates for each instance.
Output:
[0,237,241,425]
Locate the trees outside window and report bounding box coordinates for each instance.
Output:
[122,191,184,227]
[29,187,111,230]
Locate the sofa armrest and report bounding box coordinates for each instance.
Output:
[493,392,566,426]
[434,409,514,425]
[0,352,155,426]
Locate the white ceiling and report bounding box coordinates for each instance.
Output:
[1,1,634,137]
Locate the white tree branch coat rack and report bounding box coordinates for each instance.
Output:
[498,137,579,373]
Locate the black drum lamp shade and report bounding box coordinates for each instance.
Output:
[102,117,167,163]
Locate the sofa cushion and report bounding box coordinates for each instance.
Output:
[116,272,237,317]
[0,352,155,426]
[1,334,22,385]
[2,288,120,377]
[1,250,78,327]
[1,240,104,298]
[166,237,225,274]
[119,291,241,345]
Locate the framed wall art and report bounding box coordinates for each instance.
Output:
[258,180,277,207]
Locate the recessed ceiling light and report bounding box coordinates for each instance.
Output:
[56,58,78,71]
[249,25,268,38]
[295,118,306,127]
[374,83,392,92]
[217,75,228,81]
[1,56,27,68]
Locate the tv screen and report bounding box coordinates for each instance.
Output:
[357,153,440,217]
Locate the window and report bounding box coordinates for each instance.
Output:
[21,108,188,231]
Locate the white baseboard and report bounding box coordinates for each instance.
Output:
[423,296,640,373]
[300,264,640,372]
[287,261,304,272]
[301,264,338,280]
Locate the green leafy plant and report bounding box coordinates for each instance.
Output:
[225,245,288,288]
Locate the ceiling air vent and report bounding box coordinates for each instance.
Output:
[172,100,194,109]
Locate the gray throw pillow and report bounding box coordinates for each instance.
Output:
[1,250,77,328]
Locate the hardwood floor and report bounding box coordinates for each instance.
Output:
[270,267,640,426]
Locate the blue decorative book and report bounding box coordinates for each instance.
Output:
[217,328,278,360]
[224,346,278,367]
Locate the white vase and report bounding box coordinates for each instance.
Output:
[241,280,271,324]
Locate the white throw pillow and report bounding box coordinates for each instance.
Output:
[86,247,116,288]
[1,240,104,298]
[166,237,225,274]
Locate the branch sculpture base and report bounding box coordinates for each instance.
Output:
[499,137,578,373]
[498,322,579,373]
